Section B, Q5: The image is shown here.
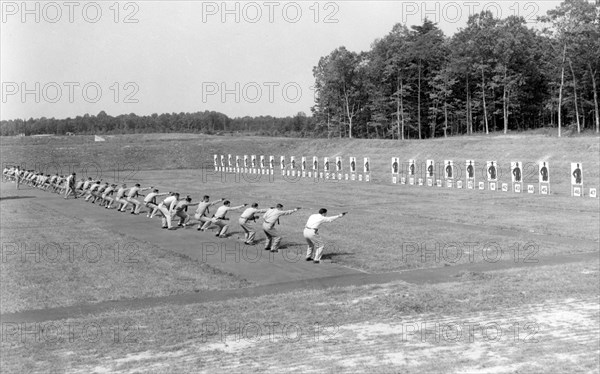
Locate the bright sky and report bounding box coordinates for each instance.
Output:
[0,0,563,121]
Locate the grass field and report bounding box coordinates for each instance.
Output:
[1,133,598,373]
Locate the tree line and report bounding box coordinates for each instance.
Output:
[0,111,316,137]
[312,0,599,139]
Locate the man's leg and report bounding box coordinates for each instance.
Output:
[264,227,280,252]
[239,220,251,241]
[305,230,315,260]
[200,217,213,230]
[246,227,256,243]
[214,221,224,236]
[104,196,114,208]
[176,211,188,226]
[119,198,130,211]
[312,233,326,262]
[263,227,273,250]
[157,205,172,228]
[133,199,143,214]
[217,222,229,237]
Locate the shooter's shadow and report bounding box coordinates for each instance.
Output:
[321,252,355,261]
[0,196,37,201]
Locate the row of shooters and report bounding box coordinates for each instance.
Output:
[69,177,348,263]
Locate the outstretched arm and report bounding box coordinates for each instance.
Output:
[279,207,301,217]
[322,212,347,223]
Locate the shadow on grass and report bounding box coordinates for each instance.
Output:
[321,252,355,261]
[0,196,36,201]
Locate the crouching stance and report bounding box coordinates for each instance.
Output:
[172,196,200,227]
[262,204,300,253]
[239,203,268,245]
[194,196,224,231]
[304,209,347,264]
[156,193,179,229]
[143,189,169,217]
[204,200,246,238]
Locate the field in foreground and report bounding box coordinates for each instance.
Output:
[1,133,598,373]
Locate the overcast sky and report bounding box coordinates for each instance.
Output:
[1,0,563,121]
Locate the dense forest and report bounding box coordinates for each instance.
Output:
[1,0,598,139]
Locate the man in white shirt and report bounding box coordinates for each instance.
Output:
[64,172,77,199]
[262,204,301,253]
[205,200,246,238]
[154,192,179,229]
[239,203,268,245]
[304,208,347,263]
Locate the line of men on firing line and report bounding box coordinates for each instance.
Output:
[2,166,347,264]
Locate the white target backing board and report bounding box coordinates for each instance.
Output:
[244,155,249,168]
[539,161,549,183]
[364,157,370,173]
[590,188,597,198]
[349,157,357,173]
[335,157,342,172]
[408,160,416,176]
[444,160,454,180]
[236,155,241,169]
[301,157,307,171]
[312,156,318,171]
[251,155,257,168]
[571,163,582,186]
[228,154,232,167]
[426,160,434,178]
[260,156,265,169]
[213,154,218,167]
[290,156,296,169]
[391,157,400,174]
[487,161,498,181]
[220,155,225,167]
[466,160,475,180]
[324,157,330,172]
[511,162,522,183]
[280,156,285,169]
[269,156,275,169]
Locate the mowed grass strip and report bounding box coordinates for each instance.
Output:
[1,261,597,374]
[0,198,250,314]
[136,169,599,272]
